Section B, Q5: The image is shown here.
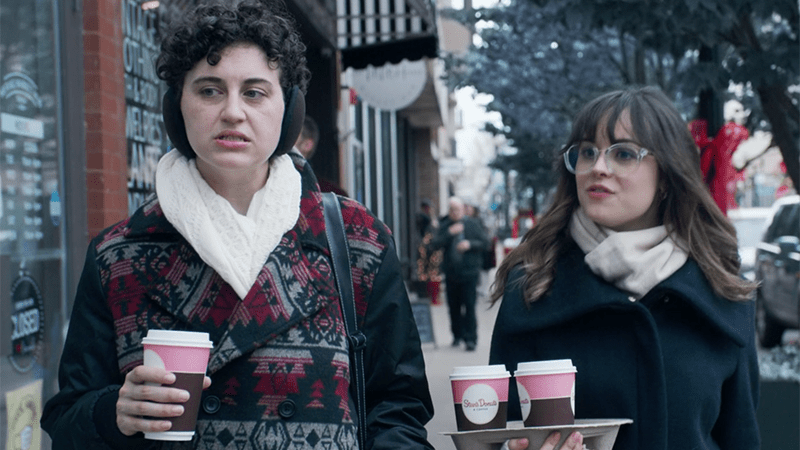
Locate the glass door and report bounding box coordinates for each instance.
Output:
[0,1,65,448]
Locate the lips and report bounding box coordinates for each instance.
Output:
[215,131,249,142]
[587,184,612,194]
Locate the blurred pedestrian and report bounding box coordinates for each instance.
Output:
[466,202,497,289]
[295,115,349,196]
[429,197,490,351]
[416,199,437,238]
[41,2,434,448]
[493,86,759,449]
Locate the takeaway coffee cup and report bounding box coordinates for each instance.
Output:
[450,365,510,431]
[514,359,577,427]
[142,330,213,441]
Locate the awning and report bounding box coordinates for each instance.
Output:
[337,0,439,69]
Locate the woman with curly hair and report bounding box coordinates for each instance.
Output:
[495,86,759,450]
[41,2,434,449]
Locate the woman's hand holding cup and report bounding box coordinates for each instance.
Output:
[507,431,583,450]
[116,365,212,436]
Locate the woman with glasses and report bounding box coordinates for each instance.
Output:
[493,86,759,449]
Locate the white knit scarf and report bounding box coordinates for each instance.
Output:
[569,207,688,299]
[155,149,302,299]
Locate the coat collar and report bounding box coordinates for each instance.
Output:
[510,241,753,347]
[107,153,338,374]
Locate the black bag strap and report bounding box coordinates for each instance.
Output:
[322,192,368,450]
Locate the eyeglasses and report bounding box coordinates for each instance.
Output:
[563,142,651,176]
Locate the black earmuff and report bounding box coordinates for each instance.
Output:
[162,87,193,159]
[275,85,305,156]
[161,85,306,158]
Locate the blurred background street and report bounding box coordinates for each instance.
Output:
[417,270,500,450]
[1,0,796,447]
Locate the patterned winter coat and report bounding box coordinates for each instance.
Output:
[41,155,434,450]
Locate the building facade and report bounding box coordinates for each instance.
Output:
[0,0,445,446]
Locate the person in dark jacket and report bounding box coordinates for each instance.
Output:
[294,115,349,196]
[40,2,434,449]
[494,86,759,450]
[429,196,489,351]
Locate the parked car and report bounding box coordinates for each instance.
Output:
[728,207,773,281]
[754,195,800,348]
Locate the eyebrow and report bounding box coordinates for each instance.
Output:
[189,76,274,87]
[580,138,640,145]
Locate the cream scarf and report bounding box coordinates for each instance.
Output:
[569,207,688,299]
[155,149,302,299]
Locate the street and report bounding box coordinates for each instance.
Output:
[419,271,500,450]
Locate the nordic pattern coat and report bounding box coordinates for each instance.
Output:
[41,155,434,450]
[490,240,760,449]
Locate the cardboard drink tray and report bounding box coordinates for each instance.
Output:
[442,418,633,450]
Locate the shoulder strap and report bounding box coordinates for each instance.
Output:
[322,192,367,450]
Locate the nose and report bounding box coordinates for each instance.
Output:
[221,95,246,122]
[590,150,612,175]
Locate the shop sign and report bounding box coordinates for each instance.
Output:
[351,59,427,111]
[9,271,44,373]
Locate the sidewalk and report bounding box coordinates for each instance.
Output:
[419,270,499,450]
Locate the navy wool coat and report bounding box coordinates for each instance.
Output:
[490,241,759,449]
[42,155,434,450]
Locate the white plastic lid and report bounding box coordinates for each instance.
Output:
[142,330,213,348]
[449,364,510,380]
[514,359,576,376]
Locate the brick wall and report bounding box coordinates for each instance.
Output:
[84,0,128,239]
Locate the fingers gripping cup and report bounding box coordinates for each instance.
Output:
[450,365,510,431]
[142,330,213,441]
[514,359,577,427]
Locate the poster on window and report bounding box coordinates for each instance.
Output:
[5,379,42,450]
[124,0,168,215]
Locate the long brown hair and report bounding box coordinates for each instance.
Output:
[490,86,757,305]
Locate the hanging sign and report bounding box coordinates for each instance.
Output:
[9,271,44,373]
[350,59,427,111]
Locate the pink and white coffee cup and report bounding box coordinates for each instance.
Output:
[450,365,510,431]
[514,359,577,427]
[142,329,213,441]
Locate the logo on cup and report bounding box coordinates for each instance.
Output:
[461,383,500,425]
[518,384,531,421]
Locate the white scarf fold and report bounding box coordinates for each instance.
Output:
[155,149,302,299]
[569,207,688,299]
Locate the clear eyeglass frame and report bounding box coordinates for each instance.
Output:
[563,143,651,176]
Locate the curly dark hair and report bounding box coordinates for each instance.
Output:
[156,0,310,101]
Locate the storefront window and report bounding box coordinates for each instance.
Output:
[0,0,64,447]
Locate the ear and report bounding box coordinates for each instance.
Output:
[162,87,195,158]
[274,85,305,156]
